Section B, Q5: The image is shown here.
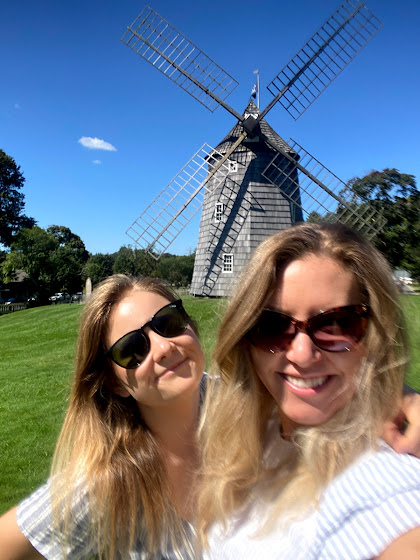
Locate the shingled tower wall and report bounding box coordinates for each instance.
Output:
[190,100,302,297]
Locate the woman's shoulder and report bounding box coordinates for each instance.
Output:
[324,441,420,504]
[16,481,181,559]
[313,443,420,560]
[17,479,93,559]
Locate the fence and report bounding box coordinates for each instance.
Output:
[0,302,28,315]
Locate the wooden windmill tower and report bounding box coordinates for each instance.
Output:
[190,99,304,296]
[122,1,385,297]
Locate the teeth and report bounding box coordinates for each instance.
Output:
[284,375,327,389]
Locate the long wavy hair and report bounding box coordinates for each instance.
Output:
[50,274,199,559]
[198,222,409,538]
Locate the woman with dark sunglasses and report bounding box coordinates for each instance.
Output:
[0,275,205,560]
[198,222,420,559]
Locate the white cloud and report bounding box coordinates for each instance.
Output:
[92,159,102,165]
[78,136,117,151]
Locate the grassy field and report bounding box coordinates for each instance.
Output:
[0,294,419,513]
[400,295,420,390]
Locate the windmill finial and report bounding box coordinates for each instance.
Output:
[251,70,259,108]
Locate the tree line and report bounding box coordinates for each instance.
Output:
[0,149,194,303]
[1,223,195,303]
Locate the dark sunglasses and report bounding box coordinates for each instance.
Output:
[247,304,370,354]
[106,300,189,369]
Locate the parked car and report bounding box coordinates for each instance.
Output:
[49,292,71,303]
[5,296,27,305]
[71,292,83,303]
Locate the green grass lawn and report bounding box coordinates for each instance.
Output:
[400,295,420,390]
[0,305,82,510]
[0,294,419,513]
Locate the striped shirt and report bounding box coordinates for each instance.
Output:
[206,439,420,560]
[16,374,208,560]
[17,479,198,560]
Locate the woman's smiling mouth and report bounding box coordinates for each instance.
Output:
[283,374,331,391]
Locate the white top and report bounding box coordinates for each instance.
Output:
[206,426,420,560]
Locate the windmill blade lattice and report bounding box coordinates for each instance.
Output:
[262,140,385,240]
[121,6,239,113]
[265,0,383,120]
[126,144,231,258]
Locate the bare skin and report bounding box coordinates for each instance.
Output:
[0,510,42,560]
[377,527,420,559]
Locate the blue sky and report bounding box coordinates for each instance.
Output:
[1,0,419,256]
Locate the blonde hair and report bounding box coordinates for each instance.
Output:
[50,274,198,559]
[198,223,408,537]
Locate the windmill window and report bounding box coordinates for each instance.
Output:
[223,254,233,273]
[228,161,238,173]
[214,202,225,223]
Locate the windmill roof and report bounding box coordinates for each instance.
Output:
[215,99,297,156]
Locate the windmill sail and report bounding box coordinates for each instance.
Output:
[264,0,383,120]
[263,140,385,240]
[121,6,240,114]
[126,144,232,258]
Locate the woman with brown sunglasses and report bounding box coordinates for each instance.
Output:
[198,222,420,559]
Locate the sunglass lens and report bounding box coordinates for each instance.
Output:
[153,304,187,338]
[311,309,367,351]
[111,329,149,369]
[249,311,294,352]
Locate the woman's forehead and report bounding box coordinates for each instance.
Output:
[109,291,171,337]
[270,255,360,315]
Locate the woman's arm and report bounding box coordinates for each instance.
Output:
[377,526,420,559]
[0,507,43,560]
[382,393,420,456]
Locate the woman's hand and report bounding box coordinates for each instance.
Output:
[382,392,420,456]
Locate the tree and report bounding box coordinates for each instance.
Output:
[0,149,35,246]
[131,249,157,278]
[112,246,158,278]
[2,226,58,300]
[156,254,195,286]
[112,247,137,276]
[82,253,114,287]
[346,168,420,273]
[306,211,324,223]
[111,247,195,286]
[2,225,89,299]
[348,168,417,202]
[47,225,90,294]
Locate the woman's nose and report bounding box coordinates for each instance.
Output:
[147,329,176,362]
[285,330,322,367]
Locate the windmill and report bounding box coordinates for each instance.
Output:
[121,1,384,297]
